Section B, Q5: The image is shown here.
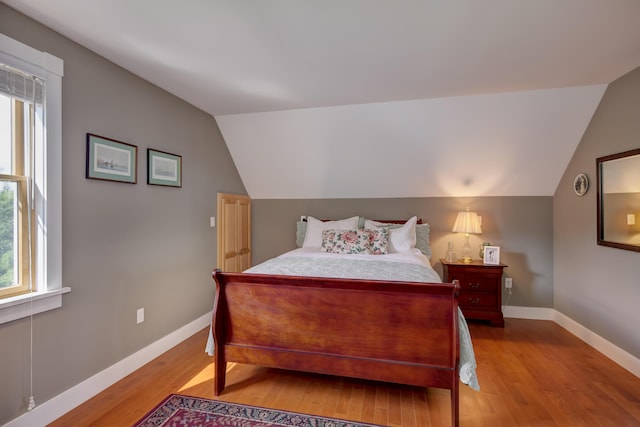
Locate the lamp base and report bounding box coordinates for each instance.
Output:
[461,234,473,263]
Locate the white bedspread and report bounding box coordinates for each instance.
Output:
[206,248,480,391]
[245,247,441,282]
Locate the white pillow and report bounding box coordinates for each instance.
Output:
[364,216,417,253]
[302,216,360,248]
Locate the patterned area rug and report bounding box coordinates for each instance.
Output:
[133,394,383,427]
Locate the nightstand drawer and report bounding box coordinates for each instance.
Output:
[453,273,499,291]
[459,291,499,309]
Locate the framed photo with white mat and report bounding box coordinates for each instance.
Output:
[483,246,500,265]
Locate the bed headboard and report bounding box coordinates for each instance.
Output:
[308,218,424,224]
[369,219,424,224]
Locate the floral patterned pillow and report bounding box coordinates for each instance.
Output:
[364,227,390,255]
[321,229,371,254]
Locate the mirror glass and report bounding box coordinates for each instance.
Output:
[597,148,640,252]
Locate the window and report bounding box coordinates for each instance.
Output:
[0,69,42,298]
[0,33,66,324]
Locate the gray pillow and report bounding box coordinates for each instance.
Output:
[296,221,307,247]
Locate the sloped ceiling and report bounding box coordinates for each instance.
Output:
[5,1,640,198]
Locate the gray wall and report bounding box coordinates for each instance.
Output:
[252,196,554,308]
[554,66,640,359]
[0,4,246,424]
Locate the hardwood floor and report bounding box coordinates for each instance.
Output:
[48,319,640,427]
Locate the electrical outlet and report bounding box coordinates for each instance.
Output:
[505,278,513,289]
[300,215,307,222]
[137,308,144,324]
[209,217,215,227]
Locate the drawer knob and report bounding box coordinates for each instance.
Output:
[469,282,480,288]
[468,298,480,304]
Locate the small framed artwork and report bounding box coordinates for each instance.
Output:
[573,173,589,196]
[483,246,501,265]
[147,149,182,187]
[86,133,137,184]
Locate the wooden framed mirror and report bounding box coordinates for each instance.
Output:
[597,148,640,252]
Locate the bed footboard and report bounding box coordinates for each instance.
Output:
[211,270,461,426]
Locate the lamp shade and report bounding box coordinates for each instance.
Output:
[452,208,482,234]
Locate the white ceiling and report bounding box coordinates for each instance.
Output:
[5,1,640,198]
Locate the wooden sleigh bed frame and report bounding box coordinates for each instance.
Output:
[211,269,463,426]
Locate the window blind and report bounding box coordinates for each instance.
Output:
[0,63,44,103]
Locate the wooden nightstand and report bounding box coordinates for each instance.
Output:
[440,259,507,327]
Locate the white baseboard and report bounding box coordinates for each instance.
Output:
[5,312,212,427]
[503,305,556,320]
[504,306,640,379]
[5,307,639,426]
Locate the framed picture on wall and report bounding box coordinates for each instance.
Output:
[86,133,137,184]
[147,149,182,187]
[573,173,589,196]
[483,246,500,265]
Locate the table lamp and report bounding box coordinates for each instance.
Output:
[452,207,482,263]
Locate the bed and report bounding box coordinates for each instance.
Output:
[208,216,478,427]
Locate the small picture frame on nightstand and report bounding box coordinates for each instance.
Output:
[483,246,500,265]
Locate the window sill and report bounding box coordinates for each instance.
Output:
[0,287,71,325]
